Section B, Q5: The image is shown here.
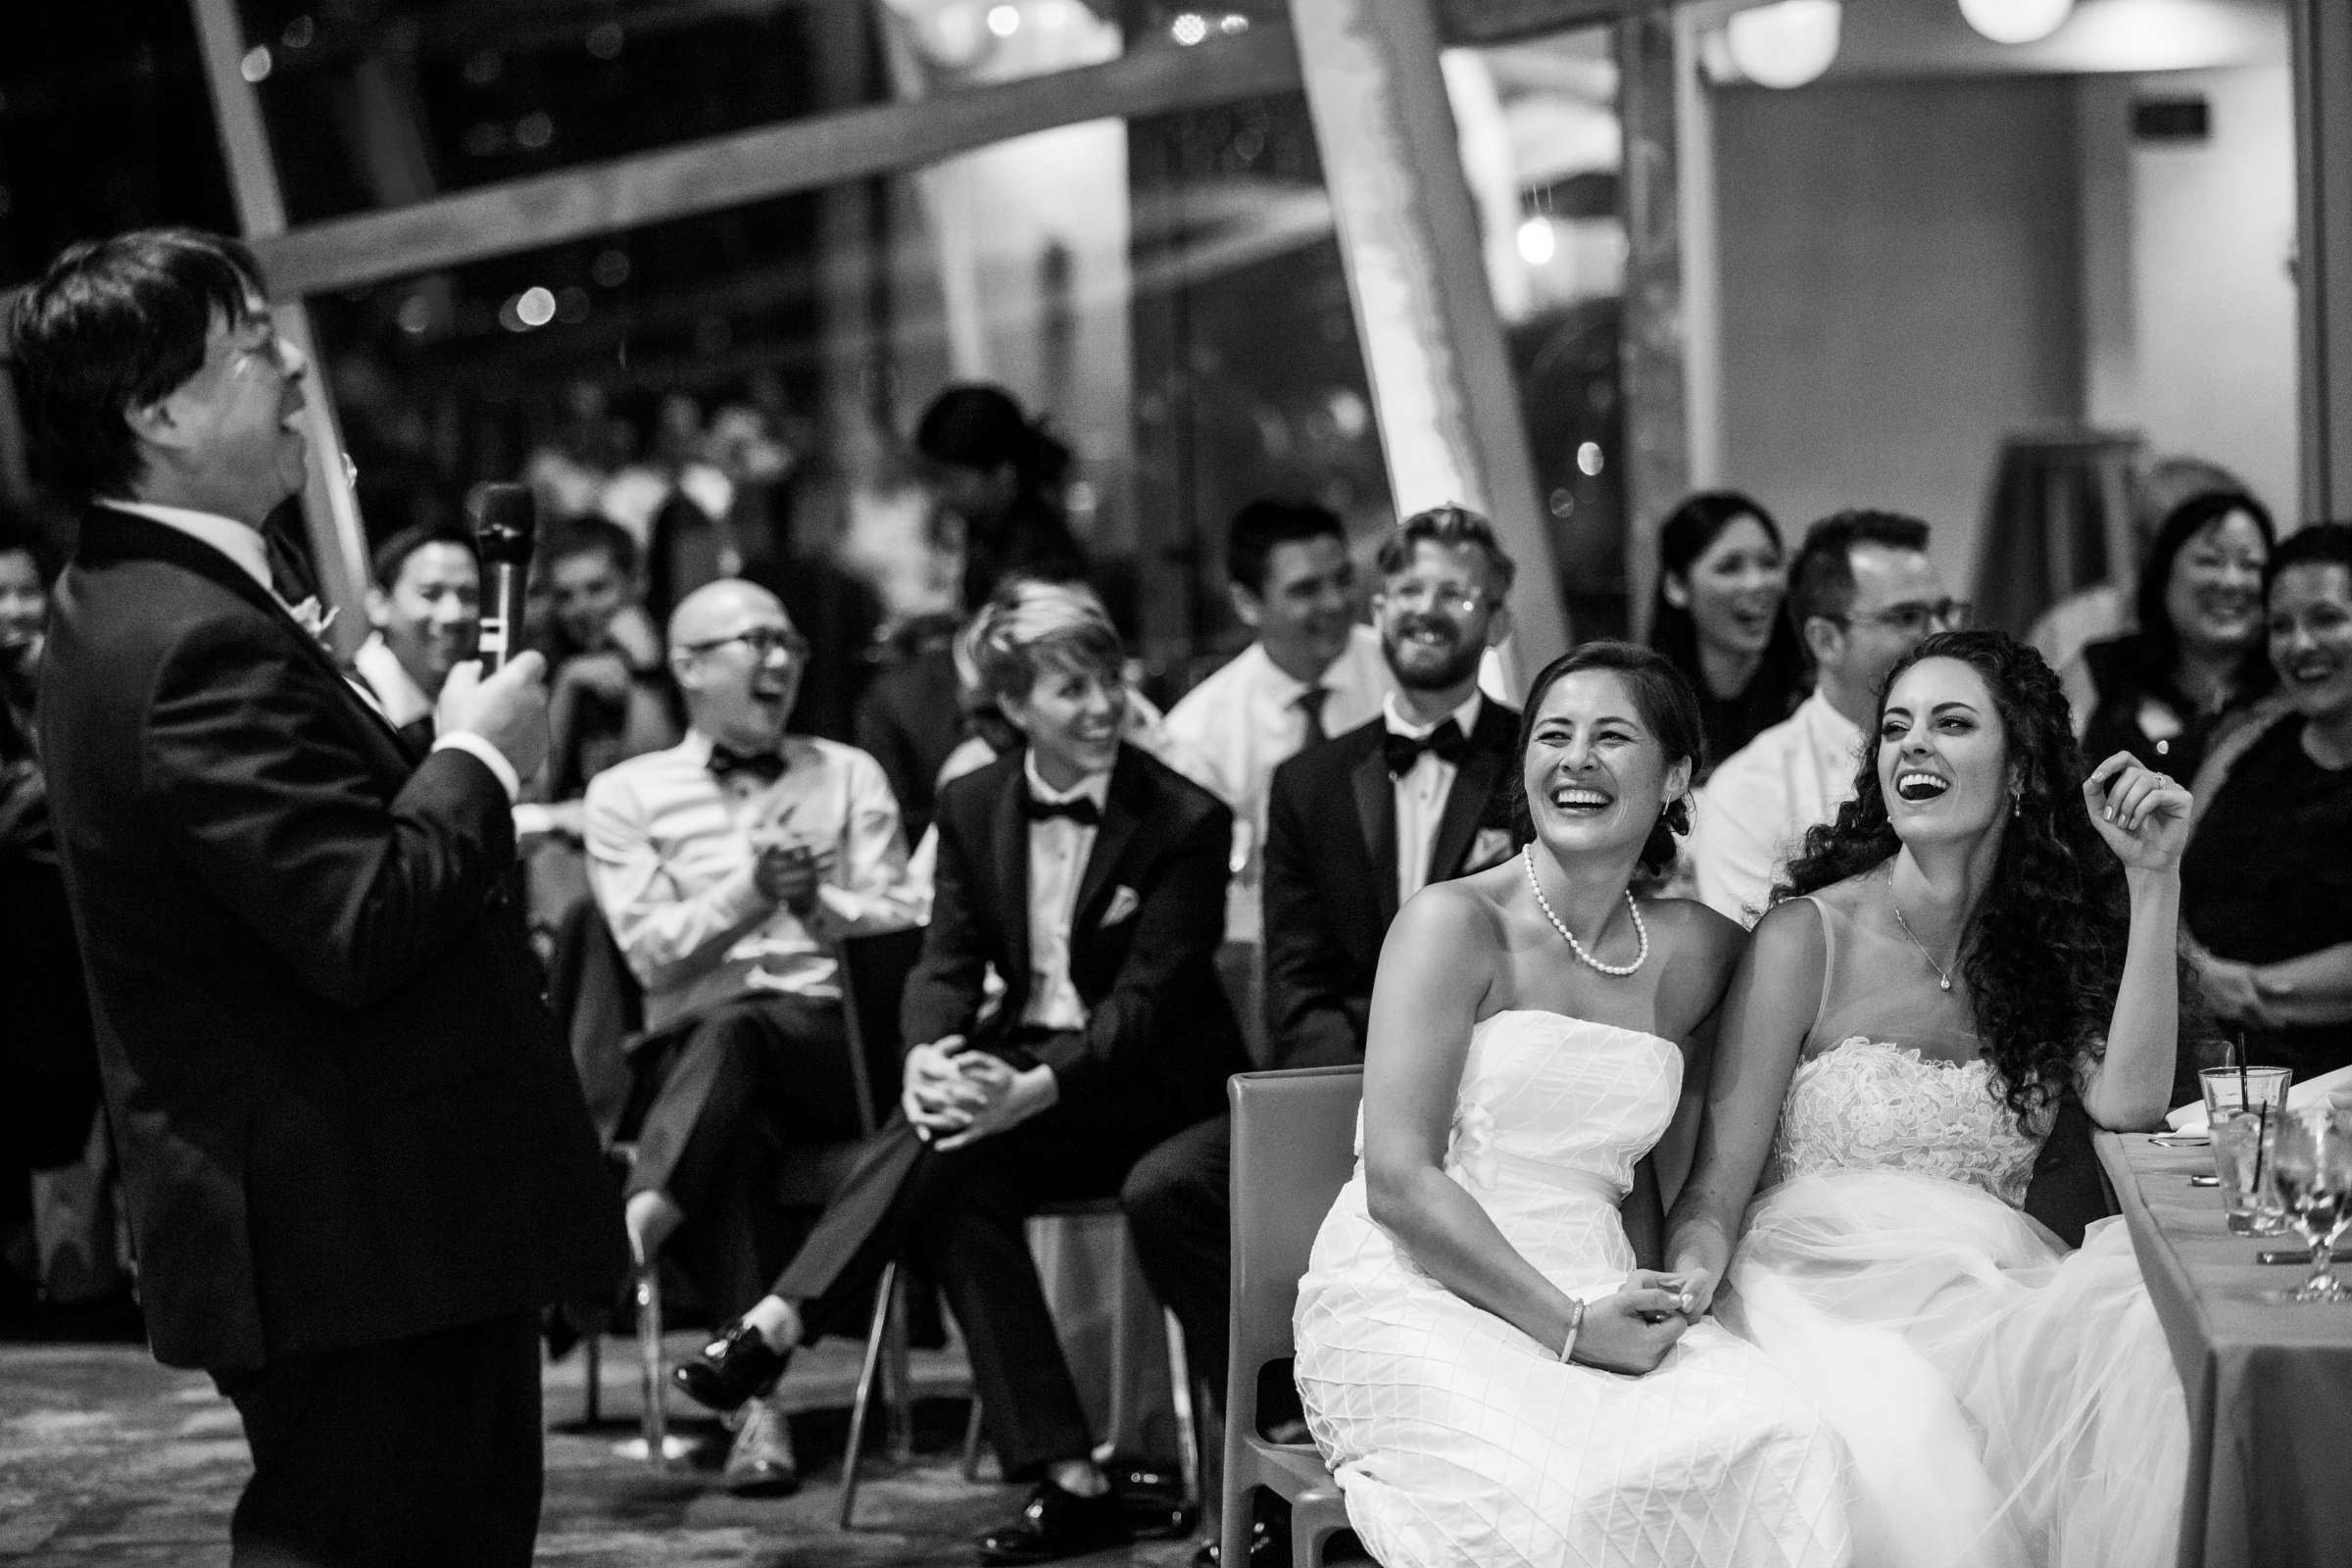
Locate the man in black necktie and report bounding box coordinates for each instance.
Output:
[351,522,482,754]
[580,577,916,1494]
[16,227,621,1567]
[671,580,1246,1564]
[1123,505,1522,1472]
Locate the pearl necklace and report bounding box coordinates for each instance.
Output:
[1522,847,1649,976]
[1890,905,1956,992]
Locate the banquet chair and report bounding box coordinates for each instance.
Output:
[1223,1065,1363,1568]
[572,922,923,1470]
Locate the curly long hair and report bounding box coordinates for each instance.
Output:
[1776,630,2131,1121]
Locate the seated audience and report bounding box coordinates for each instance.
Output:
[351,524,480,748]
[1689,510,1957,923]
[1644,489,1806,781]
[671,579,1245,1564]
[2183,522,2352,1083]
[2064,488,2275,785]
[2029,454,2248,673]
[1161,498,1396,944]
[540,516,680,800]
[581,578,915,1495]
[1125,504,1521,1415]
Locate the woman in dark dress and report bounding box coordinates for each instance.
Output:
[1644,490,1806,781]
[2182,523,2352,1082]
[913,383,1088,612]
[2066,489,2276,786]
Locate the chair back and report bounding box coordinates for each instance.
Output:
[834,925,927,1136]
[1226,1065,1363,1435]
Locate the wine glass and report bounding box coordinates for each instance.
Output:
[2267,1108,2352,1304]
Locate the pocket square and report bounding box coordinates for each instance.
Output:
[1465,827,1515,873]
[1100,885,1141,928]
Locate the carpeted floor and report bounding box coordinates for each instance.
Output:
[0,1330,1207,1567]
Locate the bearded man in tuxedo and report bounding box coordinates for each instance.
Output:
[13,227,621,1568]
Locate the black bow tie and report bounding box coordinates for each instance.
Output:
[1384,718,1469,778]
[1024,794,1102,828]
[709,744,787,784]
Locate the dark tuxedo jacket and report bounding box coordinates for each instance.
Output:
[39,507,623,1375]
[1263,698,1521,1068]
[902,742,1247,1137]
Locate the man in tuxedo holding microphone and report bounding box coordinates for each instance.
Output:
[13,228,620,1567]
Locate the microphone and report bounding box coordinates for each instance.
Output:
[467,482,537,672]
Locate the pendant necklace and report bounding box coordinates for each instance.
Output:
[1523,847,1648,976]
[1890,905,1956,992]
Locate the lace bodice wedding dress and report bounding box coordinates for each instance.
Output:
[1294,1010,1852,1568]
[1721,876,2187,1568]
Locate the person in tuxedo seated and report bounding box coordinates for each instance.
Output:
[1122,503,1522,1471]
[673,578,1247,1564]
[351,523,480,750]
[581,577,916,1494]
[14,226,620,1568]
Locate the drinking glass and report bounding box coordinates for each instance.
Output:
[2267,1108,2352,1304]
[2200,1064,2291,1121]
[2210,1110,2288,1235]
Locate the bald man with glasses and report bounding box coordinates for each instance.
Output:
[582,578,918,1494]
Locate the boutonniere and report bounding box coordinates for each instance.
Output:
[1464,826,1515,873]
[283,596,339,652]
[1100,885,1141,928]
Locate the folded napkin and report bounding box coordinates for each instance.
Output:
[2166,1061,2352,1131]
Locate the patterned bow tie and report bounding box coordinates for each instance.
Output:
[1384,718,1468,778]
[708,744,787,784]
[1024,794,1102,828]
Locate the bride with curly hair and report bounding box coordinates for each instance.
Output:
[1665,629,2193,1568]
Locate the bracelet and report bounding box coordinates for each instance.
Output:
[1557,1297,1587,1364]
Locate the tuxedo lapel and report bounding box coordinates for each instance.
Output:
[78,508,412,760]
[1073,750,1145,932]
[988,767,1033,998]
[1348,739,1399,926]
[1427,701,1516,882]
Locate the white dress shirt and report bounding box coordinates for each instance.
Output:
[95,498,519,799]
[351,632,434,733]
[1162,623,1396,942]
[1386,690,1486,910]
[1689,689,1866,925]
[583,730,917,1030]
[1021,753,1111,1032]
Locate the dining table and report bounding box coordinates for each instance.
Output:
[2094,1130,2352,1568]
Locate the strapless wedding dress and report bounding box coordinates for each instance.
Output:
[1722,1039,2187,1568]
[1294,1010,1852,1568]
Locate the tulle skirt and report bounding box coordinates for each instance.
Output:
[1720,1170,2187,1568]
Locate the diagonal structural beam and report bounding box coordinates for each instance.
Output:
[1287,0,1570,681]
[250,24,1304,300]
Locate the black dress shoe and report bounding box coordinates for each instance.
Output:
[1101,1458,1194,1538]
[672,1321,789,1412]
[975,1480,1130,1565]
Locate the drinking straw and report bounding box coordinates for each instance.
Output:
[2253,1099,2270,1200]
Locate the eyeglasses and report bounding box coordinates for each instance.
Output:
[682,626,809,662]
[1831,599,1972,635]
[1381,580,1489,615]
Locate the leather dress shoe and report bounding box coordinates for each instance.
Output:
[673,1321,789,1412]
[1100,1460,1194,1539]
[975,1480,1130,1564]
[721,1396,800,1497]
